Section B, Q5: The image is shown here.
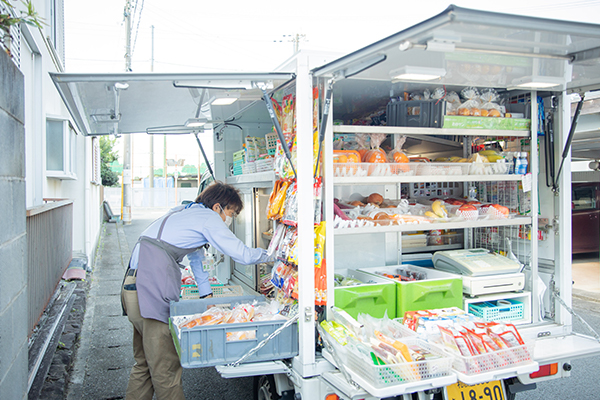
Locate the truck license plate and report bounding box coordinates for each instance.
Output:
[445,380,505,400]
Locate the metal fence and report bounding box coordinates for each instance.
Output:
[26,200,73,334]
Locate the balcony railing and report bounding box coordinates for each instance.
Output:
[26,200,73,335]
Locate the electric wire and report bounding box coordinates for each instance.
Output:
[130,0,145,58]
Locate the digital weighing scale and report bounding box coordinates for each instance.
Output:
[433,249,525,296]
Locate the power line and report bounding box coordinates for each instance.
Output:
[131,0,145,57]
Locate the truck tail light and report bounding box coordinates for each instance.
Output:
[325,395,339,400]
[529,363,558,378]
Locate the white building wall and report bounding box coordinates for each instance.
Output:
[19,1,103,263]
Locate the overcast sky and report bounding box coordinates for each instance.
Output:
[63,0,600,177]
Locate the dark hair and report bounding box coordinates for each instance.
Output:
[195,181,243,213]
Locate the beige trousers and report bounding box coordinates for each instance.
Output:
[121,274,185,400]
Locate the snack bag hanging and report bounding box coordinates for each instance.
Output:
[267,179,290,220]
[314,222,327,305]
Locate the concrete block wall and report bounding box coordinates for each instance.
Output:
[0,51,29,399]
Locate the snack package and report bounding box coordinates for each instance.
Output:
[314,177,323,224]
[314,222,327,305]
[480,89,502,117]
[267,224,286,257]
[267,179,291,220]
[282,181,298,226]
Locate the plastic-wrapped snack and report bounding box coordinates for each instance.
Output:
[432,87,446,100]
[282,182,298,226]
[181,307,228,329]
[226,303,255,324]
[267,224,286,257]
[458,86,481,116]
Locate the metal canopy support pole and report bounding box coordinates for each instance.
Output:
[194,132,215,182]
[260,88,297,179]
[314,79,333,178]
[294,54,316,376]
[554,95,585,191]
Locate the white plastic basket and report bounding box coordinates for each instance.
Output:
[241,162,257,174]
[417,163,470,176]
[448,342,534,376]
[333,163,418,178]
[345,338,454,388]
[255,158,274,172]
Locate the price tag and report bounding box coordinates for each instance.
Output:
[521,173,532,193]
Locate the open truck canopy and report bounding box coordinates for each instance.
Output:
[312,5,600,91]
[49,72,295,136]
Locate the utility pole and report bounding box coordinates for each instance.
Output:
[148,25,154,206]
[122,0,133,224]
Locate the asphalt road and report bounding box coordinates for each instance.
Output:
[119,208,600,400]
[516,296,600,400]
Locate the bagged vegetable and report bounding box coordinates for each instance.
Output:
[363,133,387,163]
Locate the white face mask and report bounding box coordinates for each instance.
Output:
[218,205,233,227]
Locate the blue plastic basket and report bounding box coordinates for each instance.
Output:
[468,299,524,322]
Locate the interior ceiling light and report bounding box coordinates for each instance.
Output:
[390,66,446,82]
[510,76,565,90]
[211,92,240,106]
[185,118,208,127]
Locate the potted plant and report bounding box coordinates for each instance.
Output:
[0,0,43,56]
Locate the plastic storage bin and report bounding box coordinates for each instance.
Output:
[334,269,397,319]
[468,299,524,322]
[169,295,298,368]
[360,265,463,317]
[346,337,453,387]
[387,100,444,128]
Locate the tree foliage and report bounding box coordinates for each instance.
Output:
[100,136,120,187]
[1,1,44,52]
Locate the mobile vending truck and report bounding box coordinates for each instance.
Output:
[51,5,600,400]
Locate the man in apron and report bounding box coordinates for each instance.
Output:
[121,182,272,399]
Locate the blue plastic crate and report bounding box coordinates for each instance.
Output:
[468,299,524,322]
[169,296,298,368]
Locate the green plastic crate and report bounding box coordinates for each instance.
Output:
[359,265,463,318]
[334,269,396,319]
